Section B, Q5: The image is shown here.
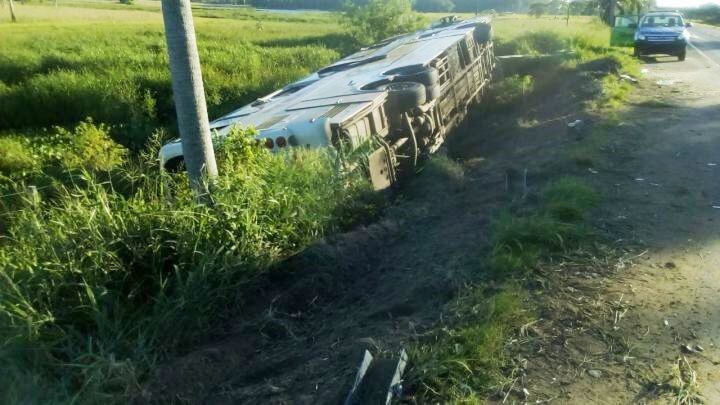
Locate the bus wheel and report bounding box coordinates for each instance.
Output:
[387,82,427,114]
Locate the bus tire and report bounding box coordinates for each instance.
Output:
[387,82,427,114]
[474,23,493,43]
[397,67,439,87]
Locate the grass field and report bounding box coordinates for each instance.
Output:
[0,2,636,402]
[0,3,348,151]
[0,3,370,402]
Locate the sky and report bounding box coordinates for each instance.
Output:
[656,0,720,7]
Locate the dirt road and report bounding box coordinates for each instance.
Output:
[519,27,720,403]
[604,26,720,401]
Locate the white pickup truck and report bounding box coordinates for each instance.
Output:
[160,15,496,189]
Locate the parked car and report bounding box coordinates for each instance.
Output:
[160,16,496,190]
[633,11,691,61]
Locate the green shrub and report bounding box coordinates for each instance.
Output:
[0,138,37,175]
[343,0,424,45]
[59,119,127,171]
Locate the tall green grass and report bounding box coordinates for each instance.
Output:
[489,177,599,275]
[0,6,364,400]
[489,16,639,113]
[409,287,530,402]
[0,127,374,402]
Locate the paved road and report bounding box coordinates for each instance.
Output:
[689,23,720,68]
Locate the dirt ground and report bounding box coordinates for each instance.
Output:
[142,48,720,403]
[512,52,720,404]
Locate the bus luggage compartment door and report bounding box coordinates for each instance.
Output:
[368,146,394,190]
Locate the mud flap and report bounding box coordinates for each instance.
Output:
[368,147,395,191]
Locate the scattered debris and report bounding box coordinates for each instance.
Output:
[664,262,677,269]
[695,345,705,352]
[656,79,678,86]
[567,119,585,139]
[567,119,583,128]
[635,178,645,182]
[345,349,408,405]
[521,387,530,399]
[708,163,717,167]
[587,369,603,378]
[588,168,599,174]
[664,320,670,327]
[386,350,407,405]
[345,350,374,405]
[619,74,638,83]
[681,344,695,354]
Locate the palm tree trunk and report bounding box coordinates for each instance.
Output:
[160,0,218,195]
[9,0,17,23]
[605,0,616,25]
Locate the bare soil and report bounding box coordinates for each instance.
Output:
[143,51,720,404]
[507,55,720,403]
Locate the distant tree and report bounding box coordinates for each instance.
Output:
[119,0,135,4]
[599,0,615,24]
[414,0,455,13]
[685,4,720,25]
[616,0,646,16]
[569,0,597,15]
[242,0,535,13]
[529,2,546,17]
[343,0,423,45]
[598,0,648,25]
[546,0,565,14]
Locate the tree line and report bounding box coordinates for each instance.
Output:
[205,0,534,12]
[199,0,652,17]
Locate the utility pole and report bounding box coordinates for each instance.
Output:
[9,0,17,22]
[161,0,218,195]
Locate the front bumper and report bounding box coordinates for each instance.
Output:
[635,39,686,55]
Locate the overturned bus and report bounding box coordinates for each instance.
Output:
[160,15,496,190]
